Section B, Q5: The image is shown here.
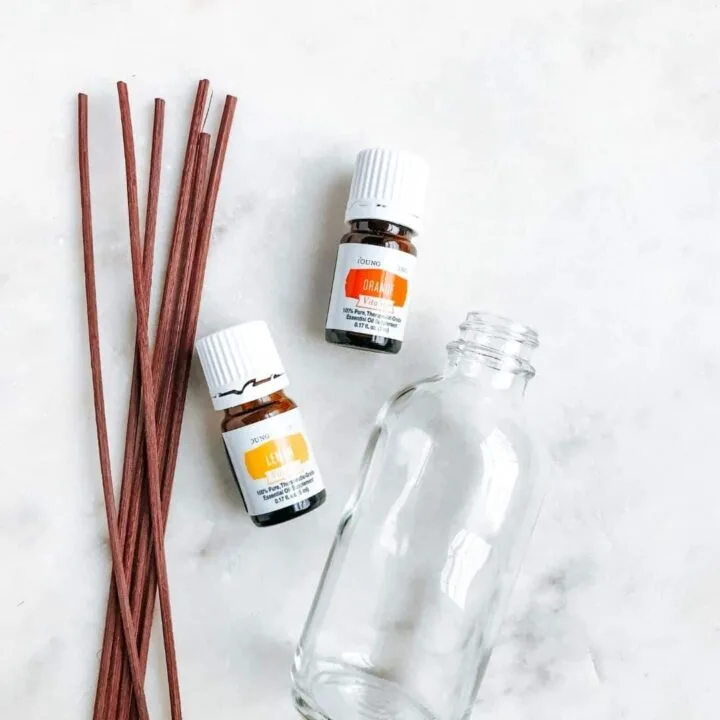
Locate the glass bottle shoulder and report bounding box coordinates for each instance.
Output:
[339,231,417,256]
[374,374,534,463]
[221,391,298,433]
[339,220,417,257]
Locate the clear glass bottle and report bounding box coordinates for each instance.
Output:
[293,312,543,720]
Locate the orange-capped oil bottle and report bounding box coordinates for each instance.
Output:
[325,148,429,354]
[195,321,326,527]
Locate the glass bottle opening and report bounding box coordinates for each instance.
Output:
[447,312,539,377]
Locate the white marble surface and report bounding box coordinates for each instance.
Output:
[1,1,719,718]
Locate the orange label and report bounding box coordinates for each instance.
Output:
[344,268,408,308]
[243,433,310,481]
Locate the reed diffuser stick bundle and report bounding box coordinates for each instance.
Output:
[98,81,210,720]
[80,80,237,720]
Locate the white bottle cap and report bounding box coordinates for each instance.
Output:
[345,148,429,234]
[195,321,289,411]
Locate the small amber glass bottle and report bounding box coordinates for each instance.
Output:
[325,148,429,354]
[196,321,326,527]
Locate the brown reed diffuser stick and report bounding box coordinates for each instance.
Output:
[96,97,165,720]
[78,92,151,720]
[116,81,182,720]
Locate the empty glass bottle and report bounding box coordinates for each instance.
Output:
[293,312,543,720]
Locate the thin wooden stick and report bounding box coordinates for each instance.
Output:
[115,133,210,720]
[78,92,151,720]
[116,81,182,720]
[169,132,212,384]
[154,79,210,384]
[143,99,166,266]
[100,98,165,720]
[127,96,237,720]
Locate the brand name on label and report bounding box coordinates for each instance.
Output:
[357,258,382,267]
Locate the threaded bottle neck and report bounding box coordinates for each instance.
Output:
[446,313,539,388]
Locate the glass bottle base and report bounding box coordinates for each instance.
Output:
[252,490,326,527]
[325,329,402,354]
[293,665,436,720]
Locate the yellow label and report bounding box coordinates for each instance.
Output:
[222,408,324,516]
[243,433,310,481]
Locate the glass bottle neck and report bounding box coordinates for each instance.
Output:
[445,313,539,399]
[445,357,530,398]
[349,219,415,238]
[223,389,291,419]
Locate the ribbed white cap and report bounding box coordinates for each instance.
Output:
[345,148,429,233]
[195,321,288,411]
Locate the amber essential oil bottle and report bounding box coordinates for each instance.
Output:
[325,148,429,354]
[196,321,326,527]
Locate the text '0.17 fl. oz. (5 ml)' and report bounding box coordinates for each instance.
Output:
[325,148,429,354]
[195,321,326,527]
